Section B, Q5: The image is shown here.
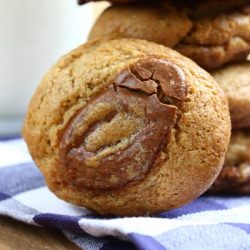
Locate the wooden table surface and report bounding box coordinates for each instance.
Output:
[0,216,80,250]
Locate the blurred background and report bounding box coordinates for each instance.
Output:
[0,0,108,137]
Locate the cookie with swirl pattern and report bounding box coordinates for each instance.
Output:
[23,38,231,216]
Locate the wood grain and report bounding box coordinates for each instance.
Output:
[0,216,80,250]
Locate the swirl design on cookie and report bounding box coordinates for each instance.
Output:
[59,58,187,190]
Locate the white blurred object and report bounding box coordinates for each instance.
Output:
[0,0,105,136]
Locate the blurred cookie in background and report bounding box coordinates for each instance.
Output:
[177,5,250,70]
[208,59,250,195]
[89,2,192,48]
[210,129,250,194]
[212,62,250,128]
[89,2,250,70]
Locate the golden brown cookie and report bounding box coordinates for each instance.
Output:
[177,5,250,70]
[89,2,250,70]
[23,38,231,216]
[210,129,250,194]
[212,62,250,128]
[88,2,192,48]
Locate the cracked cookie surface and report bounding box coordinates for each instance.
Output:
[59,58,185,190]
[23,38,231,216]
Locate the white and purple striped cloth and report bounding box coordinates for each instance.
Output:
[0,138,250,250]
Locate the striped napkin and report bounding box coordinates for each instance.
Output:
[0,138,250,250]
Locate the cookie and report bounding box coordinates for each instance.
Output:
[179,0,250,18]
[78,0,138,4]
[89,2,250,70]
[210,130,250,194]
[180,0,249,15]
[79,0,249,7]
[88,2,192,48]
[177,5,250,70]
[23,38,231,216]
[212,62,250,128]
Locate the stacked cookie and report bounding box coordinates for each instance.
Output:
[86,0,250,194]
[211,63,250,194]
[88,0,250,70]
